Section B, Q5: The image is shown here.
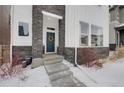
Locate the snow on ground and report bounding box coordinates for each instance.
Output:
[1,58,124,87]
[0,66,51,87]
[63,58,124,87]
[63,60,104,87]
[81,58,124,86]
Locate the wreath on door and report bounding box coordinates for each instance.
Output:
[48,36,54,42]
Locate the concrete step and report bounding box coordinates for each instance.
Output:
[49,70,73,81]
[43,54,64,61]
[43,54,85,87]
[44,63,69,75]
[51,75,79,87]
[51,75,86,87]
[44,58,63,65]
[71,76,87,87]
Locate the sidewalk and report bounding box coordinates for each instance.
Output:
[63,58,124,87]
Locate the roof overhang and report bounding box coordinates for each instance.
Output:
[115,24,124,31]
[42,11,63,19]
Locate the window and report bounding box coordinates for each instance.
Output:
[91,25,103,46]
[18,22,29,36]
[47,27,55,31]
[80,21,103,47]
[80,21,89,46]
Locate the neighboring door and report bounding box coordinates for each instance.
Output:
[116,31,120,47]
[120,30,124,46]
[46,32,55,53]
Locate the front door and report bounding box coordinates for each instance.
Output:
[43,14,59,54]
[46,32,55,53]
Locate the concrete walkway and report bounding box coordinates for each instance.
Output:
[43,54,86,87]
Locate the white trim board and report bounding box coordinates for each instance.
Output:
[42,11,63,19]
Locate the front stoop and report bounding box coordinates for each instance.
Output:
[51,76,78,87]
[43,54,86,87]
[45,62,69,75]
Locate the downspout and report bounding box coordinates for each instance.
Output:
[74,45,78,66]
[73,7,97,84]
[74,7,78,67]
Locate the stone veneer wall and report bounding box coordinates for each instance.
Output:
[77,47,109,65]
[12,46,32,59]
[32,5,65,58]
[64,47,75,64]
[64,47,109,65]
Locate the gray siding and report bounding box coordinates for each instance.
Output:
[109,21,119,44]
[119,8,124,23]
[110,10,117,22]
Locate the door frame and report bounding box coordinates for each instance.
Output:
[42,11,63,54]
[116,31,120,47]
[45,30,57,54]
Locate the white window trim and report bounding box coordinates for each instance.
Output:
[80,21,103,47]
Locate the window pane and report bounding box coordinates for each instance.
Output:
[80,21,89,34]
[19,22,29,36]
[91,25,103,46]
[81,35,88,46]
[80,21,89,46]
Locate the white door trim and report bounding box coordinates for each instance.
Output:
[43,13,59,54]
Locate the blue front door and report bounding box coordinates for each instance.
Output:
[46,32,55,52]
